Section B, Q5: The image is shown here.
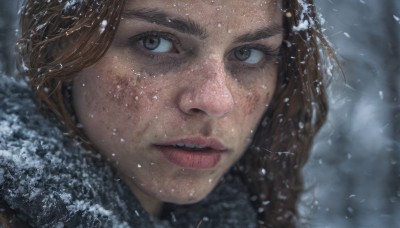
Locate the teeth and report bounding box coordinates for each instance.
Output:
[174,144,207,150]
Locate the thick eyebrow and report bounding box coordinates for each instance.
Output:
[122,8,208,39]
[233,24,284,43]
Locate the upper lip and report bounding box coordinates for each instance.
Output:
[155,137,228,152]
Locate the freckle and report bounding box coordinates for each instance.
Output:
[244,92,261,115]
[107,76,140,108]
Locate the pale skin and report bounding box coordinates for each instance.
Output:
[73,0,283,218]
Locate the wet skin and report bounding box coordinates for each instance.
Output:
[73,0,283,217]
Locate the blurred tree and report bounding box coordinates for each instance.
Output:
[0,0,18,75]
[303,0,400,227]
[383,0,400,222]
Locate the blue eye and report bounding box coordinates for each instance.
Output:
[234,48,264,64]
[139,36,173,53]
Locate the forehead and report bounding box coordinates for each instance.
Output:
[124,0,282,30]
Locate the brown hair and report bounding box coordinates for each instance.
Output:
[17,0,337,227]
[18,0,125,139]
[241,1,336,227]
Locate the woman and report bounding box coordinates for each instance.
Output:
[0,0,336,227]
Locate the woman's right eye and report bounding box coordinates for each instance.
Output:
[138,35,174,53]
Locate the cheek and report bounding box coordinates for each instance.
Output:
[236,69,277,117]
[73,70,162,137]
[232,87,274,138]
[108,73,137,108]
[87,72,164,122]
[243,92,261,116]
[239,89,272,117]
[106,72,159,109]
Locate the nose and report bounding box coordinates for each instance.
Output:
[178,59,234,118]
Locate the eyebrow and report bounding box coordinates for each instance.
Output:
[233,25,284,43]
[122,8,283,43]
[122,8,208,39]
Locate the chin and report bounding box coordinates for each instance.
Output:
[161,191,210,205]
[155,184,213,205]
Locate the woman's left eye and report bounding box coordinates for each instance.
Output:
[233,48,264,64]
[139,35,174,53]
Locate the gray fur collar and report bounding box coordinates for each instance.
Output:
[0,75,257,228]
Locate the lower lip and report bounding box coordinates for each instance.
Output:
[156,146,222,169]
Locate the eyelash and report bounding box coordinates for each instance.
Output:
[129,31,181,55]
[128,31,280,69]
[229,45,280,68]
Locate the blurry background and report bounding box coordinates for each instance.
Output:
[302,0,400,227]
[0,0,399,227]
[0,0,18,76]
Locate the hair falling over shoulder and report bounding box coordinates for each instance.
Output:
[240,0,338,227]
[17,0,338,227]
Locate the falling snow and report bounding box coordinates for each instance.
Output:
[99,20,108,33]
[0,0,399,227]
[301,1,400,227]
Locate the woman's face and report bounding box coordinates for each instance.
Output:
[73,0,283,206]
